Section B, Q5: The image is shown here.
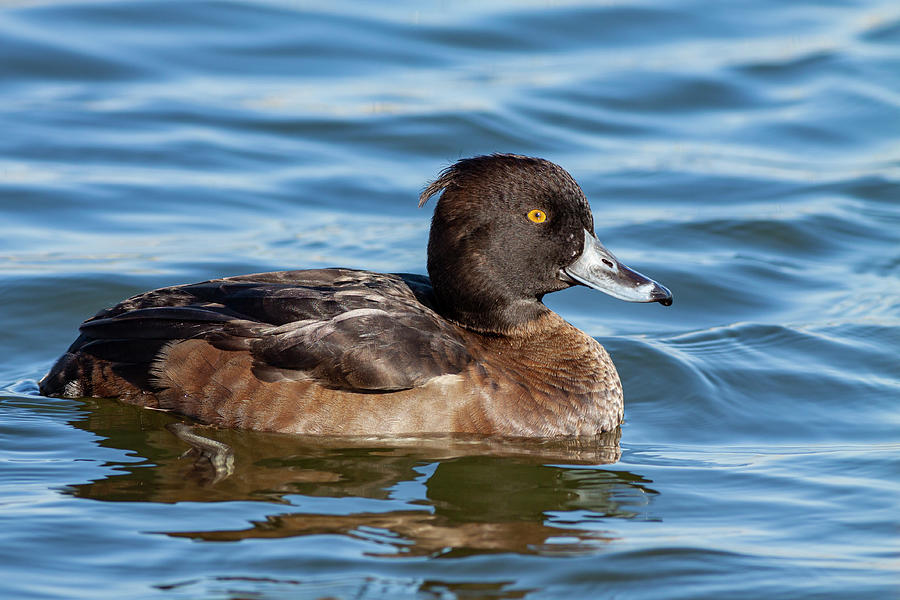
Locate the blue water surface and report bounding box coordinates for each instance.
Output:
[1,1,899,599]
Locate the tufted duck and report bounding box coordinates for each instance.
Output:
[40,154,671,436]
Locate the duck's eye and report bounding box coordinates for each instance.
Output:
[527,209,547,223]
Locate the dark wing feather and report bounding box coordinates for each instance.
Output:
[72,268,472,392]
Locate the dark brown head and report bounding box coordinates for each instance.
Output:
[419,154,671,334]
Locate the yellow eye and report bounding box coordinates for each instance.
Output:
[527,209,547,223]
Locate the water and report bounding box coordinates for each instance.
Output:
[1,0,899,598]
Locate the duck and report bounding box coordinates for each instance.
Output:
[40,154,672,437]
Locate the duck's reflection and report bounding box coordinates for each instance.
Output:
[178,575,535,599]
[66,399,658,557]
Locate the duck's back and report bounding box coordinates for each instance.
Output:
[40,269,479,427]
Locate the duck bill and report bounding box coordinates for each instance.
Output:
[563,229,673,306]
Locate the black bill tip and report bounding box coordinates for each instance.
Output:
[652,285,673,306]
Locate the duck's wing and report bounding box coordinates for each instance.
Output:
[72,269,473,393]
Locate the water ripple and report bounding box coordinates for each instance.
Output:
[1,1,898,598]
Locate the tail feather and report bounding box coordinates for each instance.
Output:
[39,334,164,405]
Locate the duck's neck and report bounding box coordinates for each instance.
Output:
[434,290,551,336]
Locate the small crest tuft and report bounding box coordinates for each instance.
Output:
[418,154,531,208]
[418,165,458,208]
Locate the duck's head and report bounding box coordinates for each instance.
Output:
[419,154,672,334]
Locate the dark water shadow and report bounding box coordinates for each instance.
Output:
[65,398,658,557]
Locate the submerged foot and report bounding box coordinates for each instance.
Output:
[167,422,235,483]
